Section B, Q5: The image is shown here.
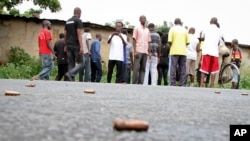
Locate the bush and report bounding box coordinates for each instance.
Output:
[0,46,42,79]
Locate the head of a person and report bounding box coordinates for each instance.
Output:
[231,39,238,48]
[174,18,182,25]
[74,7,81,18]
[42,20,51,30]
[96,33,102,41]
[84,27,90,33]
[188,27,195,34]
[122,29,129,42]
[148,23,155,31]
[210,17,218,25]
[161,33,168,44]
[139,15,147,25]
[59,33,64,39]
[115,21,123,32]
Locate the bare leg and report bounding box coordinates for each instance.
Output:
[200,73,205,87]
[210,74,216,88]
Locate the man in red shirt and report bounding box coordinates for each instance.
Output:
[32,20,54,80]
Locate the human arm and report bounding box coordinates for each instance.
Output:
[64,30,67,52]
[107,32,118,44]
[77,29,83,55]
[53,42,58,57]
[86,33,92,54]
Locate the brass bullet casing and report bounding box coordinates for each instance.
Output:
[25,83,36,87]
[241,93,249,96]
[214,91,221,94]
[5,90,20,96]
[113,119,149,131]
[84,89,95,94]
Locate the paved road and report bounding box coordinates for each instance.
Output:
[0,79,250,141]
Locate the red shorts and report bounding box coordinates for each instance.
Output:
[200,55,219,74]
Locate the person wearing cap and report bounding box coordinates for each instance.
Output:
[32,20,54,80]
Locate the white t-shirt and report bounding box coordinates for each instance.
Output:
[186,34,199,60]
[108,33,127,61]
[201,24,223,57]
[82,32,92,54]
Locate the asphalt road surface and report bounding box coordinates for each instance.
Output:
[0,79,250,141]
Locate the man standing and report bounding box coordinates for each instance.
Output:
[32,20,54,80]
[157,33,170,86]
[143,23,161,86]
[64,7,84,81]
[168,18,190,86]
[107,22,127,83]
[230,39,242,89]
[186,27,200,87]
[54,33,68,81]
[132,15,151,84]
[121,29,134,84]
[79,27,92,82]
[200,17,223,88]
[90,33,102,82]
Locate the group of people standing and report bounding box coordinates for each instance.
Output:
[33,7,242,88]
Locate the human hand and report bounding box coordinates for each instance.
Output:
[79,48,84,55]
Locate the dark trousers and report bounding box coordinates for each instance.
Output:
[157,63,169,85]
[55,64,68,81]
[170,55,187,86]
[107,60,123,83]
[132,53,147,84]
[91,61,102,82]
[122,63,132,84]
[66,45,85,81]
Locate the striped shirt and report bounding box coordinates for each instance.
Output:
[149,31,161,56]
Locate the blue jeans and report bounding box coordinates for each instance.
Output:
[123,63,132,84]
[91,61,102,82]
[79,54,91,82]
[38,54,54,80]
[66,45,85,80]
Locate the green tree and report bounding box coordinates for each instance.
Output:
[0,0,61,13]
[156,21,171,34]
[105,19,134,28]
[8,8,20,16]
[21,8,43,18]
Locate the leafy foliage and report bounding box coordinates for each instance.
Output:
[8,8,20,16]
[0,0,61,13]
[21,8,43,18]
[0,46,41,79]
[156,21,172,34]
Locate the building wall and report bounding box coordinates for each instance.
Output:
[0,16,133,66]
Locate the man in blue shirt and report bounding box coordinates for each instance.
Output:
[90,33,102,82]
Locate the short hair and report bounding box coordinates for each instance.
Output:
[161,33,168,44]
[121,29,128,35]
[148,23,155,28]
[74,7,81,14]
[174,18,182,24]
[59,33,64,39]
[232,39,238,44]
[116,21,123,27]
[42,20,51,27]
[84,27,90,32]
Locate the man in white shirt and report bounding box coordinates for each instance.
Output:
[186,27,200,87]
[107,22,127,83]
[79,27,92,82]
[200,17,223,88]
